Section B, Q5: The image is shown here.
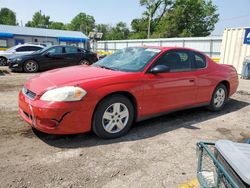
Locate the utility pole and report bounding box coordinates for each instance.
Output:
[147,12,151,39]
[147,0,154,39]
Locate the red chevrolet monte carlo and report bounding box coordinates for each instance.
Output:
[19,47,239,139]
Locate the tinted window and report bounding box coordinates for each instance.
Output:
[16,46,32,52]
[194,52,206,69]
[155,50,192,72]
[47,46,63,54]
[29,46,43,51]
[65,46,78,53]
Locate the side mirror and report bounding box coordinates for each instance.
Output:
[44,51,51,57]
[150,65,170,74]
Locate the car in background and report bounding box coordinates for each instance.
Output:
[0,44,44,66]
[19,46,239,139]
[9,45,99,73]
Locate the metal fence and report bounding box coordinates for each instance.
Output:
[97,37,222,58]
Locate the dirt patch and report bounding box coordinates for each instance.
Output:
[0,69,11,76]
[237,90,250,96]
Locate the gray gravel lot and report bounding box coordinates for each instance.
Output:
[0,67,250,188]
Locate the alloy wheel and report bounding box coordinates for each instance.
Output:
[0,57,7,66]
[102,103,129,134]
[214,88,226,108]
[25,61,37,72]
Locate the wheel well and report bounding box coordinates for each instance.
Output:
[92,91,138,127]
[0,56,7,60]
[218,80,230,96]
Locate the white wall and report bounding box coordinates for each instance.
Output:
[97,37,222,58]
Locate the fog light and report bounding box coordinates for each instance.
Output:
[40,119,59,128]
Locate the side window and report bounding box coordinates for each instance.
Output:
[65,46,78,53]
[155,50,192,72]
[29,46,42,51]
[194,52,206,69]
[47,47,63,54]
[16,46,31,52]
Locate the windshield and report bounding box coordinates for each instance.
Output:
[38,46,52,53]
[93,47,161,72]
[6,46,17,52]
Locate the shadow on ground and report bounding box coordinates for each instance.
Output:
[32,98,249,148]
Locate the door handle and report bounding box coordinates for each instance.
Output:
[189,79,195,82]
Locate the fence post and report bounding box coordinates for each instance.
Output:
[210,39,213,57]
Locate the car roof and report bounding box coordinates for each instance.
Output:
[138,45,208,56]
[14,43,44,48]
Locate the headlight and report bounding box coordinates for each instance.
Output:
[16,58,22,62]
[40,86,87,102]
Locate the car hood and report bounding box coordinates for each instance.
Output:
[0,50,11,55]
[25,66,127,95]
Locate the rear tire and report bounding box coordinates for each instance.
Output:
[79,59,90,65]
[23,60,39,73]
[208,84,228,112]
[92,94,134,139]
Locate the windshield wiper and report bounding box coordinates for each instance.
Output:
[98,65,117,71]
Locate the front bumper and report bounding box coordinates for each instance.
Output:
[18,91,93,134]
[8,60,23,71]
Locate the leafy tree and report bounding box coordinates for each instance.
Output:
[139,0,173,38]
[26,11,51,28]
[68,13,95,34]
[48,22,65,30]
[0,8,17,25]
[96,24,111,40]
[155,0,219,37]
[105,22,130,40]
[129,18,148,39]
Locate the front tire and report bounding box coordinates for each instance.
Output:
[93,94,134,139]
[23,60,39,73]
[0,57,7,66]
[208,84,228,111]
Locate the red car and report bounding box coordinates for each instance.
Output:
[19,47,238,139]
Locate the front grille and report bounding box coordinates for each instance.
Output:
[22,87,36,100]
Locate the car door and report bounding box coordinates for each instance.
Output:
[64,46,82,66]
[142,49,197,116]
[39,46,66,69]
[191,51,214,104]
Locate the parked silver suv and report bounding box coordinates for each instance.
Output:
[0,44,44,65]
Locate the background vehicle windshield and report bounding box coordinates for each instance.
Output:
[93,47,161,72]
[39,46,52,53]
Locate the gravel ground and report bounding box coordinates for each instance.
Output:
[0,67,250,188]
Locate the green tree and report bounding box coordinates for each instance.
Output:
[96,24,111,40]
[48,22,65,30]
[129,18,148,39]
[139,0,173,38]
[26,11,51,28]
[68,12,95,34]
[0,8,17,25]
[155,0,219,37]
[105,22,130,40]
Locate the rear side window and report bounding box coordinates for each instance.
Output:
[194,52,206,69]
[29,46,43,51]
[16,46,32,52]
[155,50,192,72]
[65,46,78,53]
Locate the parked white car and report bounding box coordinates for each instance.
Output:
[0,44,44,65]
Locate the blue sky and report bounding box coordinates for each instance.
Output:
[1,0,250,36]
